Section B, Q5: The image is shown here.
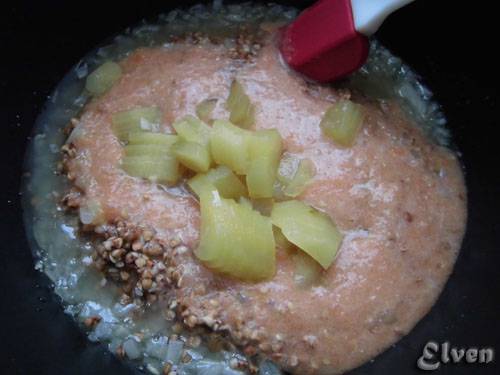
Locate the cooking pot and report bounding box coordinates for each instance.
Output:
[1,1,498,374]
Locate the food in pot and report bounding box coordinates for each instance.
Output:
[23,3,467,375]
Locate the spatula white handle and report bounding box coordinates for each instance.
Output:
[351,0,416,36]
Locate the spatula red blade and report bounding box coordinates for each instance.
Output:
[280,0,369,83]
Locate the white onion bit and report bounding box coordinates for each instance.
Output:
[123,338,142,360]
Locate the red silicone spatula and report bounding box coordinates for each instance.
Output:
[280,0,415,82]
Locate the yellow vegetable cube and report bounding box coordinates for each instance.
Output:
[246,129,282,198]
[172,140,211,173]
[226,80,255,128]
[271,200,343,269]
[112,107,162,142]
[188,166,247,199]
[320,100,365,147]
[196,190,276,281]
[210,120,252,175]
[173,115,211,145]
[121,131,178,184]
[122,155,179,185]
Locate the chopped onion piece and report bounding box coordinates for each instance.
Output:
[79,200,104,225]
[123,338,142,360]
[166,339,184,364]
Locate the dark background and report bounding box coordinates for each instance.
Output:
[0,1,498,374]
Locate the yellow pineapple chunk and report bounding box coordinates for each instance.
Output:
[226,80,255,128]
[195,190,275,281]
[171,140,211,173]
[111,107,162,142]
[188,166,247,199]
[121,132,178,184]
[320,100,365,147]
[172,115,211,145]
[271,200,343,269]
[209,120,252,175]
[246,129,282,199]
[122,155,179,184]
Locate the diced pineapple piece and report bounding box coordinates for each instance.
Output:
[195,190,275,281]
[246,129,282,199]
[188,166,247,199]
[122,155,179,184]
[320,100,365,147]
[121,132,178,184]
[246,158,275,198]
[85,61,122,96]
[172,116,213,169]
[210,120,252,174]
[127,132,177,147]
[226,80,255,128]
[112,107,162,141]
[271,200,343,269]
[172,140,211,173]
[284,158,316,197]
[173,115,211,145]
[196,99,217,123]
[292,251,323,287]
